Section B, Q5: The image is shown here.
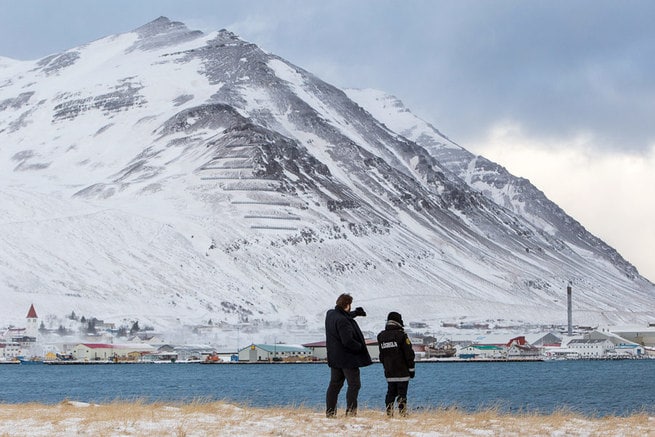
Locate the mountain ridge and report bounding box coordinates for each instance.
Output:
[344,88,641,282]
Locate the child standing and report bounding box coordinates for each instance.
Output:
[377,311,415,416]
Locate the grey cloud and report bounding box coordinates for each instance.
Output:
[229,1,655,154]
[2,1,655,153]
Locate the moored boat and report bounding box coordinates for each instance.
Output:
[17,356,44,365]
[425,342,457,358]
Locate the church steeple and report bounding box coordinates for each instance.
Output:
[26,304,38,337]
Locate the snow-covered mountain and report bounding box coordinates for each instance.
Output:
[1,17,652,335]
[345,88,642,283]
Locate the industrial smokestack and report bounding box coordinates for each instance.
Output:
[567,283,573,336]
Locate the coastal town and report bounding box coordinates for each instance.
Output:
[1,304,654,365]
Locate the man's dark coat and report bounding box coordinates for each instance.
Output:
[325,306,372,368]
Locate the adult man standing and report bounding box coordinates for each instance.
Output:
[325,293,372,417]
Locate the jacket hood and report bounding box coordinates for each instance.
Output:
[385,320,404,330]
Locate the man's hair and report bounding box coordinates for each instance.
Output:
[335,293,353,309]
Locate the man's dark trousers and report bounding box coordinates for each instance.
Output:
[326,367,361,416]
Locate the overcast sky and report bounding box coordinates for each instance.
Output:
[1,1,654,282]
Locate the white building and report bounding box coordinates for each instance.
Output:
[565,338,614,358]
[611,343,645,358]
[458,344,505,359]
[238,344,312,362]
[156,344,215,362]
[0,342,20,359]
[586,330,645,358]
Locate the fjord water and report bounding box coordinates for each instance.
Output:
[2,360,653,417]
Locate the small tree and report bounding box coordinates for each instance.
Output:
[130,321,140,335]
[86,318,97,334]
[57,325,68,336]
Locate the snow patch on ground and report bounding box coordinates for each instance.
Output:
[0,402,651,437]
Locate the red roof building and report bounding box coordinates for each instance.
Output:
[26,304,38,319]
[81,343,115,349]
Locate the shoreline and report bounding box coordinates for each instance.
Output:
[0,401,652,436]
[7,354,652,365]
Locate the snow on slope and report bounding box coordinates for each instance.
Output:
[346,88,646,282]
[1,18,653,335]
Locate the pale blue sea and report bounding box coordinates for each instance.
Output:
[2,360,653,417]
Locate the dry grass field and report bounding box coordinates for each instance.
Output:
[0,400,653,436]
